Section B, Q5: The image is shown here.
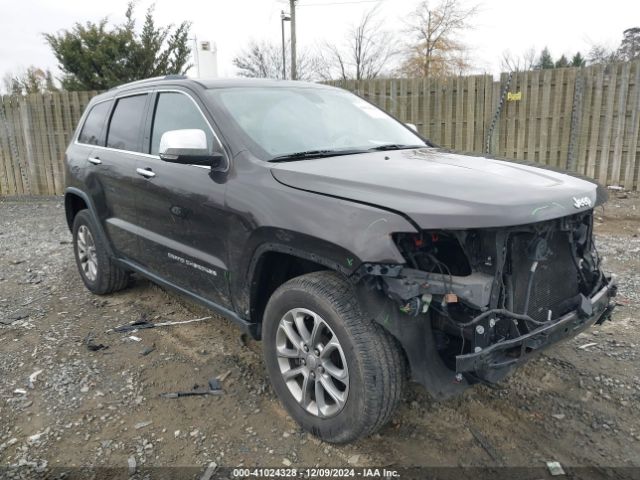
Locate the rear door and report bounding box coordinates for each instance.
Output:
[133,89,232,308]
[94,92,151,260]
[72,99,111,218]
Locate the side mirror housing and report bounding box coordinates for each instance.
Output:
[159,129,223,168]
[405,123,418,132]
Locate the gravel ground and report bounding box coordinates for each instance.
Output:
[0,192,639,478]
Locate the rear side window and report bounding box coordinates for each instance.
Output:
[78,101,111,145]
[106,94,148,152]
[150,92,214,155]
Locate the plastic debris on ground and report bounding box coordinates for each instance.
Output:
[160,377,224,398]
[546,461,566,476]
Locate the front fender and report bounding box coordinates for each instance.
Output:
[229,228,362,320]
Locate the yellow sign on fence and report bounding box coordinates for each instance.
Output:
[507,91,522,101]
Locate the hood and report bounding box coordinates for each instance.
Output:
[270,148,601,229]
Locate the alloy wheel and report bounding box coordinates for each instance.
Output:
[275,308,349,418]
[77,225,98,282]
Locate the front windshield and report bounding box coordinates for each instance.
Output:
[207,86,426,159]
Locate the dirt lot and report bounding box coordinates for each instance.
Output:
[1,192,639,477]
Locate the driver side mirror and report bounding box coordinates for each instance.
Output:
[159,129,223,168]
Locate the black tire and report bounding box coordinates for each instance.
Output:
[262,271,405,443]
[72,209,129,295]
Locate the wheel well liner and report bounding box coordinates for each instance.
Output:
[356,284,470,399]
[64,192,88,230]
[249,250,328,330]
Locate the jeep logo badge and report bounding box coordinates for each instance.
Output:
[572,196,592,209]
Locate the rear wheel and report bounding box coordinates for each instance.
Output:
[262,271,405,443]
[72,210,129,295]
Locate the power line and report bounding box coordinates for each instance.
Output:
[297,0,382,6]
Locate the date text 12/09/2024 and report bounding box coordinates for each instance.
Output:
[231,468,400,478]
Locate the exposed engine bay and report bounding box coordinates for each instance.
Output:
[357,210,617,391]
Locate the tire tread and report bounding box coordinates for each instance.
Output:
[265,270,405,442]
[73,210,129,295]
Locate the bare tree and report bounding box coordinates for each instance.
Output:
[232,40,323,80]
[500,47,536,72]
[586,28,640,66]
[321,7,397,81]
[2,66,58,95]
[233,41,279,79]
[586,43,619,65]
[400,0,478,78]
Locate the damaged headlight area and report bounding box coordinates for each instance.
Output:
[356,210,617,388]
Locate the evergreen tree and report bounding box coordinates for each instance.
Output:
[44,3,192,90]
[554,54,569,68]
[570,52,586,67]
[536,47,555,69]
[617,27,640,61]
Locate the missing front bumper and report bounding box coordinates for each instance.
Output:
[455,278,617,376]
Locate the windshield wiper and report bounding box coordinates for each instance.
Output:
[270,149,364,162]
[368,144,425,151]
[270,144,425,162]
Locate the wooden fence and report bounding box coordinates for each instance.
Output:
[1,60,639,196]
[328,60,640,191]
[0,91,99,196]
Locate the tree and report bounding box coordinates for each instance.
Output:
[587,28,639,65]
[321,7,397,81]
[501,48,586,72]
[500,47,536,72]
[44,3,191,90]
[536,47,555,69]
[617,27,640,61]
[232,40,323,81]
[570,52,586,67]
[400,0,478,78]
[587,43,618,65]
[554,54,569,68]
[2,66,58,95]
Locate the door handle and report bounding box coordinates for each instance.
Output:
[136,167,156,178]
[87,157,102,165]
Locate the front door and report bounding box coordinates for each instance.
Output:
[133,90,232,308]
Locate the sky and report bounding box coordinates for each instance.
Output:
[0,0,638,85]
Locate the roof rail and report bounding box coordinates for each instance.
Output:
[110,74,188,91]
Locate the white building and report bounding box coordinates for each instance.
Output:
[193,40,218,78]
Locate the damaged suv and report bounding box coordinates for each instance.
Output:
[64,76,616,443]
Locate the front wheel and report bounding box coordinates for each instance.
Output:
[262,271,405,443]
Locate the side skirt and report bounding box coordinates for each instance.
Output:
[116,258,260,339]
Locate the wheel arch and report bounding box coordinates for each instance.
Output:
[247,244,352,336]
[233,231,361,335]
[64,187,114,257]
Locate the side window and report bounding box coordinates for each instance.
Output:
[106,94,148,152]
[150,92,214,155]
[78,101,111,145]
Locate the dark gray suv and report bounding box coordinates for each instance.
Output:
[64,75,617,443]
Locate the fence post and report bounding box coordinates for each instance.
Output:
[567,69,585,172]
[623,61,640,189]
[610,62,631,186]
[0,96,19,195]
[486,72,511,155]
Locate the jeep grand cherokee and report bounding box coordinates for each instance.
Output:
[64,75,616,443]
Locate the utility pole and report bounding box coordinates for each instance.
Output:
[192,36,201,78]
[280,11,291,80]
[289,0,297,80]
